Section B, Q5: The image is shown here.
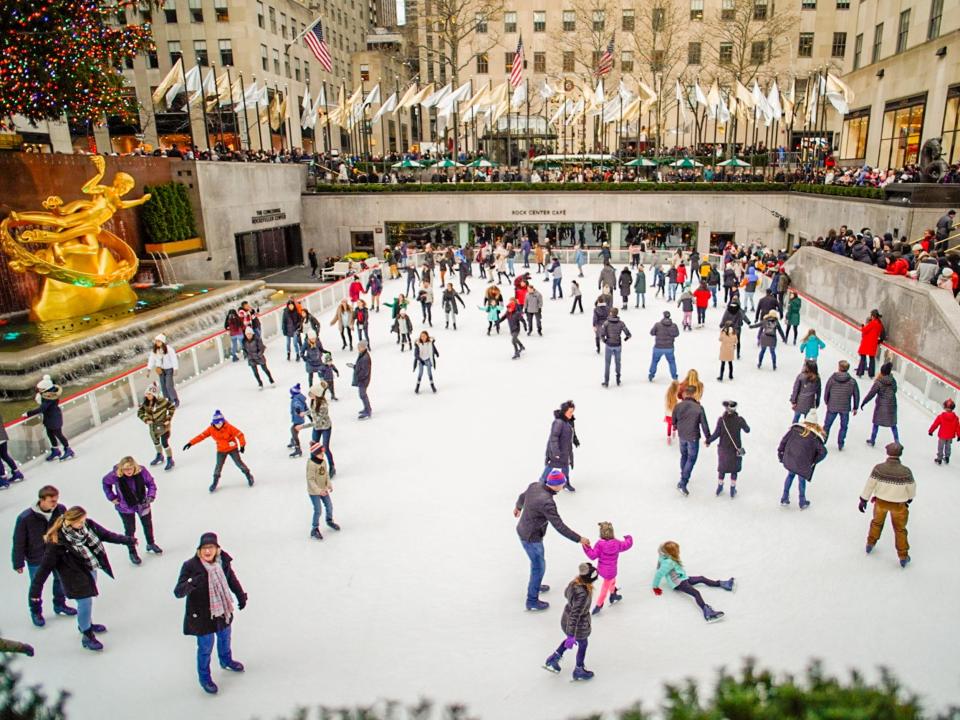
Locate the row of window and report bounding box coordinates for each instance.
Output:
[849,2,943,72]
[166,39,234,68]
[255,0,358,41]
[258,44,312,82]
[160,0,229,24]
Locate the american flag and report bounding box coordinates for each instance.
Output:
[305,21,333,72]
[509,36,524,89]
[595,36,615,77]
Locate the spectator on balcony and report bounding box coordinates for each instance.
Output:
[856,310,884,379]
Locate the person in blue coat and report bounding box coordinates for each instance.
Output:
[288,384,309,458]
[22,375,73,462]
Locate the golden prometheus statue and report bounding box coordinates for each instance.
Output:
[0,156,150,322]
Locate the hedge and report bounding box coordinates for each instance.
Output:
[141,182,199,243]
[313,182,791,194]
[791,183,885,199]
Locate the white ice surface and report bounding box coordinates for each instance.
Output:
[1,263,958,720]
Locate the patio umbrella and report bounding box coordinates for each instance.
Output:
[669,158,704,168]
[625,157,658,167]
[468,158,498,167]
[433,159,464,168]
[392,159,423,168]
[717,157,752,167]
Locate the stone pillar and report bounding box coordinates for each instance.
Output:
[610,222,623,257]
[458,222,469,247]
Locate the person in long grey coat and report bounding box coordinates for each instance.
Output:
[790,361,822,423]
[598,262,616,293]
[706,400,750,498]
[862,362,899,446]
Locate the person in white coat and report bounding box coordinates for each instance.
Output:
[147,334,180,407]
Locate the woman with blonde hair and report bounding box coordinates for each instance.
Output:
[777,410,828,509]
[651,541,734,622]
[101,456,162,564]
[664,369,704,442]
[29,506,135,651]
[330,299,355,350]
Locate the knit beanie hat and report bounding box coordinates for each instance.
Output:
[211,409,225,425]
[880,361,893,376]
[544,468,566,486]
[307,329,318,340]
[36,374,54,392]
[662,311,671,319]
[197,532,219,549]
[145,383,160,397]
[805,408,820,427]
[945,399,956,410]
[154,333,167,344]
[578,562,598,582]
[290,383,302,397]
[309,441,325,457]
[309,381,328,397]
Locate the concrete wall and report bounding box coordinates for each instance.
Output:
[786,194,944,246]
[785,247,960,384]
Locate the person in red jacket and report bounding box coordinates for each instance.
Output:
[348,275,364,304]
[929,398,960,465]
[183,410,254,492]
[856,309,884,379]
[692,283,712,327]
[883,254,909,276]
[676,262,687,289]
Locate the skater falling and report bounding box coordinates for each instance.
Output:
[651,541,734,622]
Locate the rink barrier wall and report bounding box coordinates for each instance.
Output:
[1,259,390,466]
[794,290,960,415]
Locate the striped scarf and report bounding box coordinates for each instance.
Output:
[61,523,104,572]
[203,557,234,625]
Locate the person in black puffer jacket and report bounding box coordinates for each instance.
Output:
[592,296,610,354]
[543,562,597,681]
[790,361,822,423]
[241,327,274,388]
[823,360,861,450]
[778,411,828,510]
[539,401,579,491]
[862,362,900,447]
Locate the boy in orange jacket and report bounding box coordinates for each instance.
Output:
[183,410,254,492]
[929,398,960,465]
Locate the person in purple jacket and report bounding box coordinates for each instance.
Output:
[582,522,633,615]
[101,456,162,565]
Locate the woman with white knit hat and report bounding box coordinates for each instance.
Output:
[23,375,74,462]
[146,333,180,406]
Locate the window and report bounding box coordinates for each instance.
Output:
[214,0,228,21]
[753,0,767,20]
[138,1,152,21]
[168,41,182,66]
[592,10,605,31]
[687,41,701,65]
[562,10,575,30]
[304,63,310,83]
[896,9,910,53]
[872,22,883,63]
[719,42,733,64]
[943,86,960,163]
[269,6,276,33]
[475,12,487,33]
[690,0,703,20]
[721,0,735,19]
[878,95,926,168]
[280,12,287,39]
[620,50,633,71]
[929,0,943,40]
[193,39,208,65]
[218,39,233,65]
[163,0,177,23]
[147,50,158,68]
[621,9,634,30]
[562,51,575,72]
[801,0,815,8]
[260,44,269,71]
[257,1,264,27]
[283,56,290,77]
[652,49,664,67]
[533,11,546,31]
[504,51,515,73]
[836,0,849,7]
[359,64,369,82]
[839,109,869,161]
[504,11,516,33]
[534,51,546,72]
[797,32,813,57]
[651,6,664,31]
[188,0,202,22]
[294,57,301,80]
[831,31,847,57]
[853,33,863,69]
[272,48,280,74]
[751,40,766,63]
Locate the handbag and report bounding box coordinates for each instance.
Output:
[721,418,746,457]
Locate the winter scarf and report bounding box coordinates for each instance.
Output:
[203,557,234,625]
[61,523,104,572]
[117,472,148,509]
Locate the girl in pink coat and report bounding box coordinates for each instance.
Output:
[583,522,633,614]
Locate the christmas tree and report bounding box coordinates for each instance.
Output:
[0,0,154,126]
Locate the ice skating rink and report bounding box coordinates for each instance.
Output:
[2,263,958,720]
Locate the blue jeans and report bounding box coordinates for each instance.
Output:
[27,562,66,610]
[709,286,717,306]
[311,427,335,471]
[76,596,93,632]
[552,278,563,298]
[160,368,179,404]
[197,626,234,683]
[309,494,334,528]
[604,345,622,384]
[744,291,755,310]
[668,282,678,300]
[635,291,645,308]
[229,335,243,360]
[869,424,900,444]
[782,472,808,501]
[649,347,678,380]
[679,440,700,485]
[824,410,849,446]
[416,359,434,382]
[285,334,303,359]
[758,346,777,368]
[520,539,546,604]
[791,409,809,424]
[507,258,515,275]
[358,385,372,415]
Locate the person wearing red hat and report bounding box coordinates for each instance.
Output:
[929,398,960,465]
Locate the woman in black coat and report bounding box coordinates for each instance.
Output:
[28,506,135,651]
[241,327,275,388]
[790,361,822,423]
[174,532,247,695]
[706,400,751,498]
[777,412,828,510]
[861,362,900,447]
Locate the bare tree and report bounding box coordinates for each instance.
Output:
[704,0,797,88]
[412,0,505,88]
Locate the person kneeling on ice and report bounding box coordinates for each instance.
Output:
[174,533,247,695]
[582,522,633,615]
[183,411,254,492]
[651,541,733,623]
[543,562,598,681]
[777,409,827,510]
[306,441,341,540]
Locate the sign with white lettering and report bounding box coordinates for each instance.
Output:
[251,208,287,224]
[510,209,567,217]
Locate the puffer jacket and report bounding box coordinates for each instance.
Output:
[618,271,633,296]
[720,302,747,332]
[824,371,860,413]
[25,386,63,429]
[790,373,822,413]
[751,318,785,347]
[137,396,175,432]
[650,318,680,348]
[306,455,331,496]
[187,422,245,453]
[290,392,308,424]
[101,467,157,516]
[672,398,710,441]
[560,580,592,640]
[861,375,898,427]
[302,342,324,373]
[598,265,616,291]
[545,410,575,467]
[850,241,874,264]
[242,335,267,365]
[777,424,827,479]
[582,535,633,579]
[592,303,610,329]
[600,317,632,347]
[652,554,688,590]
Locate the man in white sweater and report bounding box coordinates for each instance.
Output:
[859,442,916,568]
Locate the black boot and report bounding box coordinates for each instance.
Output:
[415,382,420,394]
[430,382,436,393]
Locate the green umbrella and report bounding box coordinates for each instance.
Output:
[433,158,464,168]
[625,157,658,167]
[469,158,498,167]
[392,159,423,168]
[717,157,752,167]
[669,158,704,168]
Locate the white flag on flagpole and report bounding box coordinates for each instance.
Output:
[372,92,398,122]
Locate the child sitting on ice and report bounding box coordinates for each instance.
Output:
[582,522,633,615]
[651,541,734,623]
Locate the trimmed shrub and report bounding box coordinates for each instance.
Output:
[313,182,790,194]
[141,182,199,243]
[792,183,885,199]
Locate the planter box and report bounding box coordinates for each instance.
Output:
[144,237,204,256]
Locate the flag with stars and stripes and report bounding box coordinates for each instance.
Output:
[305,22,333,72]
[596,36,615,77]
[509,37,525,89]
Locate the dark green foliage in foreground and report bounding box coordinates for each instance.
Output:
[0,653,68,720]
[792,183,885,199]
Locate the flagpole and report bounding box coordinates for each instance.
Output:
[252,76,265,151]
[212,65,226,150]
[525,78,531,162]
[379,81,387,175]
[506,82,513,168]
[193,61,210,151]
[226,66,239,150]
[238,71,252,151]
[178,55,196,151]
[286,86,294,153]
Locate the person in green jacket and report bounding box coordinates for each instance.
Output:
[634,265,647,309]
[799,329,826,362]
[651,541,734,623]
[785,290,802,344]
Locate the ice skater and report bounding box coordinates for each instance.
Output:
[23,375,74,462]
[591,295,611,354]
[306,441,341,539]
[241,327,275,389]
[331,299,355,350]
[928,398,959,464]
[706,400,750,497]
[392,310,413,351]
[859,442,916,567]
[441,283,466,329]
[354,299,371,346]
[672,385,710,496]
[288,383,308,458]
[582,522,633,615]
[790,360,822,423]
[137,384,176,471]
[539,400,579,492]
[751,310,786,370]
[543,562,598,681]
[0,421,24,487]
[777,410,827,509]
[413,331,439,393]
[651,541,733,622]
[823,360,860,450]
[183,410,254,492]
[862,362,900,447]
[599,308,631,387]
[308,381,336,475]
[570,280,583,313]
[648,312,680,381]
[416,281,434,327]
[147,334,180,406]
[348,341,372,420]
[101,456,162,564]
[497,298,527,359]
[717,323,737,381]
[634,265,646,308]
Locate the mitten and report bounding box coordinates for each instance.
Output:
[239,446,245,454]
[182,443,191,451]
[653,587,663,596]
[858,497,868,513]
[237,593,248,610]
[563,636,576,649]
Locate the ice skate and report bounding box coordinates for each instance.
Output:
[310,527,324,540]
[702,605,725,622]
[677,482,689,497]
[900,556,911,568]
[865,544,874,554]
[149,453,164,466]
[81,629,103,651]
[720,578,736,592]
[164,457,175,471]
[609,589,622,604]
[572,666,595,681]
[591,604,603,615]
[326,520,341,531]
[44,448,61,462]
[543,652,562,673]
[525,599,549,611]
[716,483,724,496]
[53,602,77,616]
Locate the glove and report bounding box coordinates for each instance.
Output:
[653,588,663,596]
[563,636,576,650]
[237,593,248,610]
[239,446,245,454]
[573,436,581,448]
[929,432,934,436]
[182,443,191,451]
[21,643,35,657]
[858,497,868,513]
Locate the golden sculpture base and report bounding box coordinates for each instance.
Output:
[29,246,138,322]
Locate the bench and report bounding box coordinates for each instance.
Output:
[322,261,353,280]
